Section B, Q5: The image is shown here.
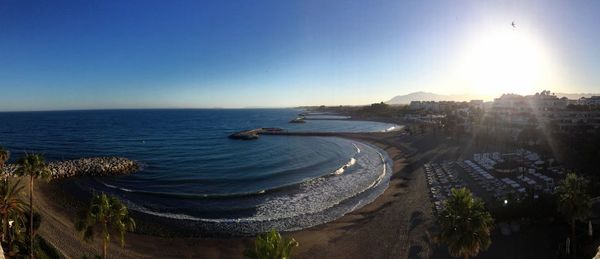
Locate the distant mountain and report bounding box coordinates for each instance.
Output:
[386,91,600,104]
[386,92,477,104]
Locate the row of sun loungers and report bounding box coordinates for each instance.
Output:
[500,178,526,193]
[424,162,465,214]
[458,160,519,201]
[473,152,503,170]
[427,152,561,211]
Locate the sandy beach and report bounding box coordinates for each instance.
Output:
[34,131,462,258]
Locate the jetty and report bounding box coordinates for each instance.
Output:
[2,157,139,179]
[302,116,351,120]
[228,128,369,140]
[228,128,285,140]
[289,117,306,123]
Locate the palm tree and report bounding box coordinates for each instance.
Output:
[75,193,136,259]
[15,153,51,258]
[0,179,26,245]
[244,229,299,259]
[0,146,8,164]
[556,172,591,259]
[438,188,494,259]
[0,146,9,179]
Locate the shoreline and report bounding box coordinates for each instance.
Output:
[37,136,394,237]
[35,130,454,258]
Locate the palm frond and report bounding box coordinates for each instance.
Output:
[438,188,494,258]
[75,193,136,254]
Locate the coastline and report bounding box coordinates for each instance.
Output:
[35,130,456,258]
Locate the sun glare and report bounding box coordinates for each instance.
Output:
[457,26,556,98]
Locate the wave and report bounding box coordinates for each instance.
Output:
[332,157,356,175]
[126,203,203,221]
[124,142,390,226]
[353,143,361,153]
[383,125,404,132]
[230,142,390,223]
[101,183,133,192]
[332,142,361,175]
[99,181,270,199]
[100,141,365,198]
[94,140,392,235]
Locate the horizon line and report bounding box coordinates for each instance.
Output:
[0,107,303,113]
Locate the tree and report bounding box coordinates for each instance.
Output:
[438,188,494,259]
[75,193,136,259]
[15,153,51,259]
[0,146,8,163]
[244,229,299,259]
[0,179,26,245]
[0,146,9,179]
[556,172,591,259]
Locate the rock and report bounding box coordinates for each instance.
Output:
[3,157,139,179]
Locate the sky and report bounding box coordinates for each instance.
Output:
[1,0,599,111]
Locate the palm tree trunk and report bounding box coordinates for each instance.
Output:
[1,178,6,242]
[103,237,108,259]
[571,218,576,259]
[7,214,12,251]
[103,221,109,259]
[3,213,8,243]
[29,175,34,259]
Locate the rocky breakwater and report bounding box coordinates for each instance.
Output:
[228,128,284,140]
[47,157,139,179]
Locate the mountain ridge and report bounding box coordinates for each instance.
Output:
[386,91,599,104]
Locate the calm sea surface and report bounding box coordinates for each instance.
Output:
[0,109,396,234]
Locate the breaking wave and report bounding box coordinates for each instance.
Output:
[103,141,392,234]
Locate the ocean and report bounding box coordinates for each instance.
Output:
[0,109,396,235]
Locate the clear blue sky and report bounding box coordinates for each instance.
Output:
[1,0,599,111]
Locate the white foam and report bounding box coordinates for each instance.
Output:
[101,181,134,193]
[333,157,356,175]
[383,125,404,132]
[129,204,202,221]
[125,141,392,227]
[353,143,361,153]
[251,142,388,221]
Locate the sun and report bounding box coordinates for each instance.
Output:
[456,26,555,98]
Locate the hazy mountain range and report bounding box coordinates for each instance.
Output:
[385,91,599,104]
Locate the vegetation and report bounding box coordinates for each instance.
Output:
[0,147,60,258]
[75,193,136,259]
[312,102,410,121]
[0,146,9,171]
[556,172,591,259]
[244,229,299,259]
[438,188,494,259]
[33,235,62,259]
[0,179,26,246]
[15,153,52,258]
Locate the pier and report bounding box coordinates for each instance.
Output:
[228,128,285,140]
[229,128,397,140]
